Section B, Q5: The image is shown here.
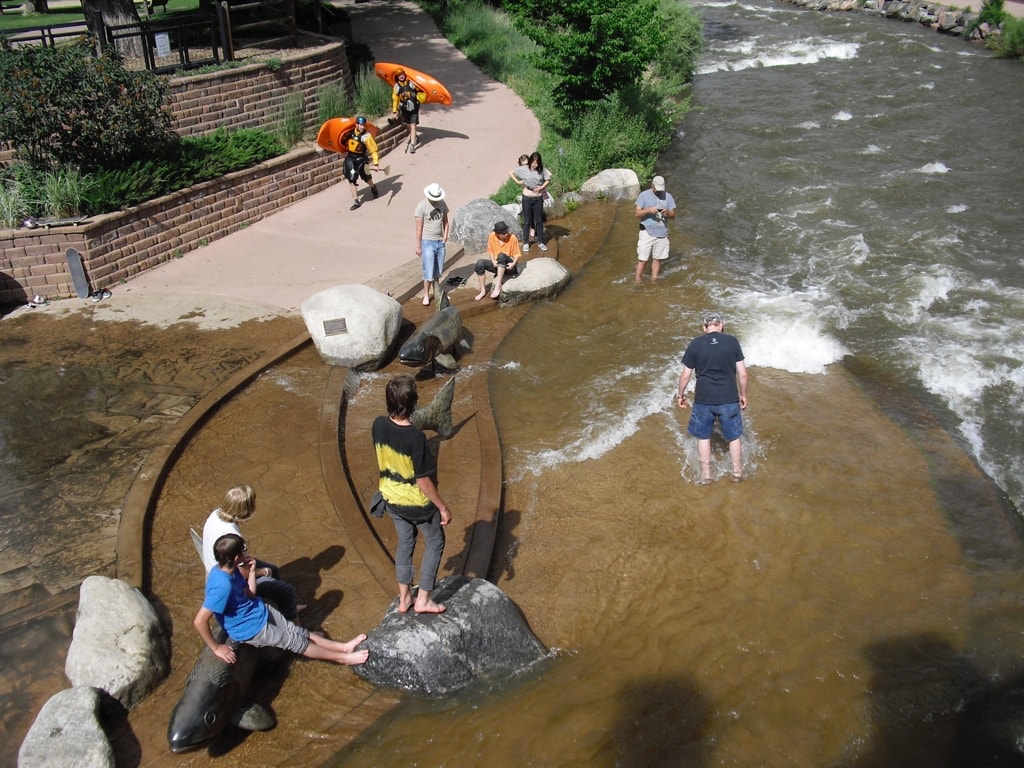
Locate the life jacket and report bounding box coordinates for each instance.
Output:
[395,80,419,111]
[345,129,369,155]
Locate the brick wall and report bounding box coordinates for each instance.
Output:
[0,41,403,307]
[167,38,354,137]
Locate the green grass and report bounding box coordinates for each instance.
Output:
[0,0,200,34]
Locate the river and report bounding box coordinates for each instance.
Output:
[331,1,1024,765]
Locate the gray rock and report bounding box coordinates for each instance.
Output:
[19,687,114,768]
[65,576,170,710]
[354,576,548,697]
[451,199,518,253]
[579,168,641,201]
[301,284,403,371]
[499,257,572,307]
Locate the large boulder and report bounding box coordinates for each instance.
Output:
[452,199,518,253]
[19,687,115,768]
[65,576,170,710]
[354,576,548,697]
[499,257,572,307]
[301,284,403,370]
[579,168,641,201]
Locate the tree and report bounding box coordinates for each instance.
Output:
[505,0,667,114]
[82,0,144,57]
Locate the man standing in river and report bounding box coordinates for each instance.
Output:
[634,175,676,283]
[677,312,748,484]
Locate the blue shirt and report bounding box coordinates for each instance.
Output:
[203,566,268,642]
[635,189,675,238]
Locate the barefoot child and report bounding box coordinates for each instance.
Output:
[193,533,369,666]
[473,221,522,301]
[372,376,452,614]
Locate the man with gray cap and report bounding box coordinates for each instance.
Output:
[634,175,676,283]
[677,312,748,484]
[415,182,450,306]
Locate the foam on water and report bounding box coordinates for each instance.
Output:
[510,363,682,478]
[698,38,859,74]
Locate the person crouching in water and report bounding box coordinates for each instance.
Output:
[344,116,382,211]
[372,375,452,614]
[193,533,369,666]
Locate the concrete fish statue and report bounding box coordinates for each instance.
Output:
[399,292,465,372]
[410,376,456,439]
[166,626,276,752]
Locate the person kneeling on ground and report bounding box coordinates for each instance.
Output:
[193,533,369,666]
[474,220,522,300]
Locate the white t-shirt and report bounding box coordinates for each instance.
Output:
[201,509,240,573]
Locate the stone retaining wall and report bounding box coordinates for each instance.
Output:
[167,38,353,138]
[0,40,398,307]
[782,0,1004,42]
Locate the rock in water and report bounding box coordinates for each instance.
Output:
[354,576,548,697]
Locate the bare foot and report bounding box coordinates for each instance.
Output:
[397,597,413,613]
[414,600,446,615]
[296,604,308,614]
[340,633,367,653]
[474,289,487,301]
[338,648,369,665]
[422,294,431,306]
[490,289,501,299]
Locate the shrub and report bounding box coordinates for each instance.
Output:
[79,129,283,214]
[0,37,175,173]
[353,64,391,119]
[990,15,1024,58]
[507,0,669,116]
[275,91,306,147]
[318,82,353,122]
[0,180,29,229]
[42,167,93,219]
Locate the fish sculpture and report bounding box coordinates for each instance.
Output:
[399,292,465,372]
[166,624,276,752]
[410,376,456,439]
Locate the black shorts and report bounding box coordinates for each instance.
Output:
[344,154,371,183]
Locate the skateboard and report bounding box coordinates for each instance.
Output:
[65,247,89,299]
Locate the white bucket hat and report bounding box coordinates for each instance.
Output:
[424,183,446,202]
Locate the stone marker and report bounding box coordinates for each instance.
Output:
[301,284,403,370]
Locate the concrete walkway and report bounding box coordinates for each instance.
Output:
[116,0,540,317]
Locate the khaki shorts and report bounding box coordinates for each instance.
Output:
[637,230,669,262]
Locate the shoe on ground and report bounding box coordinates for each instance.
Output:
[538,243,548,251]
[409,142,417,154]
[371,185,379,199]
[350,200,361,210]
[522,243,530,252]
[29,294,48,307]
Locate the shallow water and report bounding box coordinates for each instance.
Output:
[329,4,1024,761]
[330,202,1024,767]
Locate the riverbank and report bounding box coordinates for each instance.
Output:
[781,0,1024,41]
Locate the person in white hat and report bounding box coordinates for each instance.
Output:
[414,183,450,305]
[634,175,676,283]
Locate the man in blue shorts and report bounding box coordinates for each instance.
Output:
[676,312,748,484]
